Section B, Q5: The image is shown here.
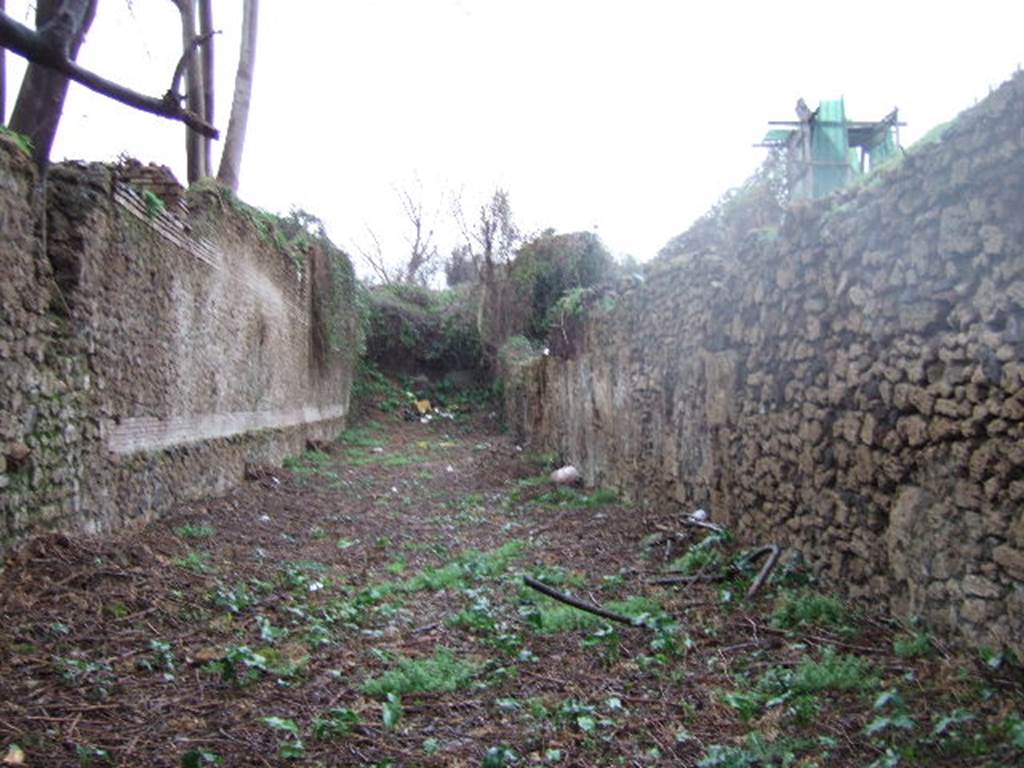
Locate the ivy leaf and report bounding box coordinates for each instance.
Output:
[278,741,305,759]
[261,717,299,737]
[180,750,222,768]
[865,716,893,737]
[873,689,903,711]
[931,708,974,737]
[481,746,519,767]
[1009,717,1024,748]
[382,693,403,730]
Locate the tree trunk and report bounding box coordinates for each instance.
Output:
[173,0,207,182]
[197,0,213,175]
[9,0,98,169]
[0,0,6,125]
[216,0,257,191]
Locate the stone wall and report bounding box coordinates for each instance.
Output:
[0,143,359,554]
[504,73,1024,654]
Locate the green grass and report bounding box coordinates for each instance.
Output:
[791,648,878,693]
[175,549,214,574]
[721,647,879,723]
[283,449,333,474]
[174,523,215,539]
[668,546,721,575]
[336,425,387,448]
[522,593,663,634]
[893,630,933,659]
[340,448,425,467]
[698,731,817,768]
[771,589,851,630]
[667,531,728,574]
[530,486,618,508]
[401,540,527,593]
[361,647,480,698]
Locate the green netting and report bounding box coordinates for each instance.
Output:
[763,128,795,144]
[811,98,851,197]
[867,129,898,169]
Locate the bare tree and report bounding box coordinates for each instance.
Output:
[0,3,218,170]
[352,225,397,286]
[8,0,98,169]
[216,0,257,191]
[452,187,520,284]
[397,186,440,286]
[351,184,444,287]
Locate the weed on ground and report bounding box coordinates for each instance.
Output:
[0,404,1021,766]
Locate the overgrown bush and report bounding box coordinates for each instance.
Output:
[479,230,615,356]
[363,283,483,376]
[510,230,615,341]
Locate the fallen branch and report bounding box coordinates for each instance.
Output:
[0,11,218,138]
[681,518,726,534]
[743,544,781,599]
[646,572,725,586]
[522,575,641,628]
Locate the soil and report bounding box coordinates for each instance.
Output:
[1,402,1022,767]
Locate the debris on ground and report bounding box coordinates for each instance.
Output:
[0,403,1021,766]
[550,465,581,485]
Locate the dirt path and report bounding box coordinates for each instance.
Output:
[1,405,1022,767]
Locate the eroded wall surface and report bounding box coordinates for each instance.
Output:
[1,146,358,552]
[505,73,1024,653]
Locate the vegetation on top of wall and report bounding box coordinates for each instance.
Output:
[497,334,544,369]
[188,181,328,275]
[363,282,484,376]
[658,149,787,262]
[186,182,361,375]
[0,126,35,159]
[508,230,615,342]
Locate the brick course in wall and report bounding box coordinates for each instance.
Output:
[504,73,1024,654]
[0,145,358,553]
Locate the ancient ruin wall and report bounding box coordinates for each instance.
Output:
[0,145,359,553]
[505,73,1024,653]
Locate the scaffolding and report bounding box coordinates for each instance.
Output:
[759,98,903,200]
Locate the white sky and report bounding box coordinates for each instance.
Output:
[5,1,1024,274]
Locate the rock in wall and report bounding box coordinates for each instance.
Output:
[0,145,359,553]
[504,72,1024,654]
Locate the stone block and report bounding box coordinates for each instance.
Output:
[993,545,1024,579]
[961,597,995,624]
[962,574,1002,599]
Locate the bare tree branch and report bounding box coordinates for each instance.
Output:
[172,0,207,181]
[168,30,216,107]
[0,10,219,138]
[352,225,396,286]
[396,184,441,285]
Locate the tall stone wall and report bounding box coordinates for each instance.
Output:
[504,73,1024,654]
[0,143,359,553]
